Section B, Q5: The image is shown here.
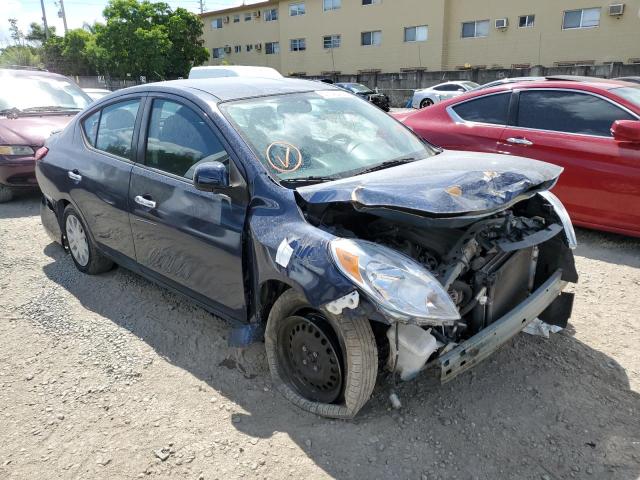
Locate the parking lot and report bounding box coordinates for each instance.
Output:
[0,192,638,479]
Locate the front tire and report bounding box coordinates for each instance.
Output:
[0,186,14,203]
[63,205,113,274]
[265,289,378,418]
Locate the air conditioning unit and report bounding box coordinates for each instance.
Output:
[223,16,230,23]
[253,10,261,18]
[608,4,625,16]
[224,45,232,54]
[495,18,508,29]
[255,43,262,50]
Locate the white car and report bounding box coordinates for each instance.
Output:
[82,88,111,101]
[188,65,283,80]
[411,81,479,109]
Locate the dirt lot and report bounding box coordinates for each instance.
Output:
[1,193,639,480]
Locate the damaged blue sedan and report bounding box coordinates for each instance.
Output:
[36,78,578,418]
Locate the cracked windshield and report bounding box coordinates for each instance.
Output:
[222,90,436,185]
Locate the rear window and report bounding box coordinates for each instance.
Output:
[452,93,511,125]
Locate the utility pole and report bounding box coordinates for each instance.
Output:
[199,0,205,14]
[40,0,50,40]
[58,0,68,34]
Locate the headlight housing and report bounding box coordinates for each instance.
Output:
[330,238,460,325]
[0,145,35,156]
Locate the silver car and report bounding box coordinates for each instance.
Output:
[411,81,479,109]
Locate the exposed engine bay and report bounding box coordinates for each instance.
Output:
[300,193,578,356]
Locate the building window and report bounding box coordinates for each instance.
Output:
[246,44,253,52]
[233,14,240,23]
[244,12,252,21]
[323,34,341,49]
[361,30,382,46]
[289,2,305,16]
[404,25,428,42]
[362,0,380,4]
[212,47,225,59]
[211,18,223,29]
[563,8,600,29]
[265,41,280,54]
[461,20,489,38]
[323,0,341,11]
[265,8,278,21]
[234,45,241,53]
[518,15,535,28]
[290,38,306,52]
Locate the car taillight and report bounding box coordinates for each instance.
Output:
[34,147,49,161]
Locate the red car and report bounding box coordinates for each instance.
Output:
[0,68,91,202]
[396,78,640,237]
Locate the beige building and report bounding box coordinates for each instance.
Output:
[200,0,640,76]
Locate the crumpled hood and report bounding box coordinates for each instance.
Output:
[297,151,562,216]
[0,115,74,147]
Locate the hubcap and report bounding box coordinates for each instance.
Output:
[65,214,90,267]
[277,314,343,403]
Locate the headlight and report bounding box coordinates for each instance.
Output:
[539,191,577,249]
[330,238,460,325]
[0,145,35,156]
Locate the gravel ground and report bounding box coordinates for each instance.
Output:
[1,193,639,480]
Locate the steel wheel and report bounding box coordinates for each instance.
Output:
[65,214,89,267]
[277,313,344,403]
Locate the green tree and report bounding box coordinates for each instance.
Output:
[0,45,41,67]
[95,0,208,80]
[8,19,25,46]
[25,22,56,46]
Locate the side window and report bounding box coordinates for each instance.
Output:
[95,99,140,159]
[434,84,460,92]
[517,90,636,136]
[452,93,511,125]
[145,99,229,179]
[82,110,100,147]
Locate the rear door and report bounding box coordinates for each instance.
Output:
[71,94,145,260]
[498,88,640,233]
[128,93,248,320]
[441,91,512,152]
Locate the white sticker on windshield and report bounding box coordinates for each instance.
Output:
[316,90,351,99]
[276,238,294,268]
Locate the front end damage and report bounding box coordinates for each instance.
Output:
[295,158,578,384]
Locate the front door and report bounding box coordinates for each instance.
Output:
[498,89,640,234]
[129,95,248,319]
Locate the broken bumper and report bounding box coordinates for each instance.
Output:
[432,269,565,382]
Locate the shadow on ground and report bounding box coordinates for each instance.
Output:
[574,228,640,268]
[0,192,41,220]
[40,240,640,480]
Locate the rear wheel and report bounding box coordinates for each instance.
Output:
[0,186,14,203]
[420,98,434,109]
[265,289,378,418]
[63,205,113,274]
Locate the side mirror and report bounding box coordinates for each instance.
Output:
[611,120,640,143]
[193,161,229,192]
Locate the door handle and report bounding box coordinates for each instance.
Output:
[67,170,82,181]
[506,137,534,146]
[134,195,156,209]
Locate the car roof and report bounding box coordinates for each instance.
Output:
[474,76,632,94]
[0,68,73,81]
[124,77,335,102]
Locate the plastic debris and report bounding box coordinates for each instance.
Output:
[389,392,402,410]
[325,291,359,315]
[523,318,563,338]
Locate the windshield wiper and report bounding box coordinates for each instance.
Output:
[354,157,417,176]
[22,106,83,113]
[280,175,338,186]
